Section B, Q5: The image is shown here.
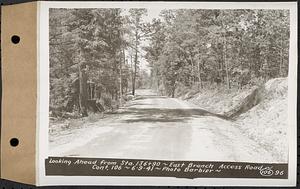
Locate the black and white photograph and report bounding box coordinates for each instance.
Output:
[40,2,297,185]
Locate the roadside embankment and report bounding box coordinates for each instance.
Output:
[179,78,288,162]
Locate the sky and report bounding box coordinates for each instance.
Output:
[143,8,163,22]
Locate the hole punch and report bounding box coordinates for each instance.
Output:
[11,35,20,44]
[10,138,19,147]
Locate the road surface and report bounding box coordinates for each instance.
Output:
[49,89,277,163]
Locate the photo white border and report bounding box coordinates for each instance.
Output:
[37,1,297,186]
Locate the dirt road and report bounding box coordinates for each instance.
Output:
[49,89,278,163]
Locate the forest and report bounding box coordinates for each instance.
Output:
[49,8,290,118]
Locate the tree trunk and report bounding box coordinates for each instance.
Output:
[119,49,124,106]
[132,51,137,96]
[132,35,138,96]
[223,34,230,89]
[114,88,118,101]
[156,68,160,90]
[190,54,195,85]
[78,57,88,117]
[171,80,176,98]
[279,32,284,77]
[197,60,203,89]
[238,35,243,69]
[130,53,134,95]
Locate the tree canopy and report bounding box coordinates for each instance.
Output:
[145,9,290,97]
[49,8,290,117]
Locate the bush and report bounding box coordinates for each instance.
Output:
[87,113,104,122]
[102,94,112,109]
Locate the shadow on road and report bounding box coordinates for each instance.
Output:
[134,95,168,100]
[119,107,228,123]
[125,103,151,107]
